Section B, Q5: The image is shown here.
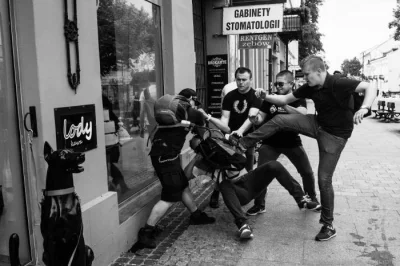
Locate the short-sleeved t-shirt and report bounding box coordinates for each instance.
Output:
[259,99,306,148]
[293,74,360,139]
[222,88,263,133]
[149,107,204,156]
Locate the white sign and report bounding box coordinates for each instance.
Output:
[223,4,283,35]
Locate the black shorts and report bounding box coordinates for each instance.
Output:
[151,155,189,202]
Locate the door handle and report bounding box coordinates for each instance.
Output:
[23,106,38,137]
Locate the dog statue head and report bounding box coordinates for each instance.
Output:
[43,142,85,197]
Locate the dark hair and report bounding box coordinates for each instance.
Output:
[178,88,197,99]
[276,70,294,82]
[235,67,252,79]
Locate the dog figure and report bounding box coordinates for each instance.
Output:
[40,141,94,266]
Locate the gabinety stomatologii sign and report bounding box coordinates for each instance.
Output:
[223,4,283,35]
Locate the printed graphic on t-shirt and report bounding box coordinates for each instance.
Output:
[233,99,248,114]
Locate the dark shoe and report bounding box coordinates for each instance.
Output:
[209,190,220,209]
[298,195,320,211]
[190,211,216,225]
[238,224,254,239]
[246,205,266,216]
[138,227,156,249]
[310,196,322,212]
[315,225,337,241]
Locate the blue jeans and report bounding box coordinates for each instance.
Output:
[219,161,305,229]
[240,114,347,226]
[254,144,316,207]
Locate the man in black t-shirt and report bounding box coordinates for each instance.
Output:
[245,70,320,216]
[208,67,263,208]
[236,55,377,241]
[136,89,216,250]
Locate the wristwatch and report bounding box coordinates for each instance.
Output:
[360,105,371,110]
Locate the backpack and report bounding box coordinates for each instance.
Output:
[331,75,371,117]
[192,129,247,183]
[154,94,191,126]
[147,94,192,146]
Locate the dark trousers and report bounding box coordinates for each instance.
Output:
[219,161,305,229]
[240,114,347,226]
[254,144,316,207]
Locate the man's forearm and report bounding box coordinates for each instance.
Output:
[362,84,377,107]
[264,94,287,106]
[237,119,253,135]
[209,116,231,133]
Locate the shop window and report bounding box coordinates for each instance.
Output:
[97,0,162,208]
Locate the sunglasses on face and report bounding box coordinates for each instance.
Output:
[274,82,290,87]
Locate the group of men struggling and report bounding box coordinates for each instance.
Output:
[134,54,377,249]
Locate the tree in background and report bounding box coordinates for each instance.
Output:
[341,57,362,76]
[97,0,156,76]
[299,0,324,61]
[389,4,400,41]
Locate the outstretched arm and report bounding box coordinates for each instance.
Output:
[255,89,299,106]
[198,108,231,133]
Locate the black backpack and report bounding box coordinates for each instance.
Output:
[192,129,247,182]
[331,75,371,117]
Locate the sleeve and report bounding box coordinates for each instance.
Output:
[259,100,271,114]
[290,98,307,109]
[334,78,361,98]
[293,84,310,99]
[222,92,232,111]
[251,93,263,109]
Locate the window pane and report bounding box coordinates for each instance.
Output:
[97,0,162,206]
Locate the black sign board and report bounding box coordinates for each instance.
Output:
[54,104,97,152]
[207,54,228,117]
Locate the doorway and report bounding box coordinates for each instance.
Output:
[0,1,31,265]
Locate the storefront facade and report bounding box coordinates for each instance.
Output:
[0,0,201,265]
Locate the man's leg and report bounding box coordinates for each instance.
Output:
[247,145,279,216]
[211,144,256,209]
[245,147,255,171]
[239,114,318,149]
[182,187,216,225]
[315,129,347,241]
[283,146,318,200]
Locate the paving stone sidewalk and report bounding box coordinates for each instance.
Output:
[110,111,400,266]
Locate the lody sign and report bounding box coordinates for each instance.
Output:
[207,54,228,117]
[238,33,273,49]
[223,4,283,35]
[54,104,97,152]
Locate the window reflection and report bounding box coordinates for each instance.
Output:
[97,0,162,205]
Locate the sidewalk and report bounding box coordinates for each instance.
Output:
[110,110,400,266]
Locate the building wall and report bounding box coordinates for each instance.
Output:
[13,0,197,265]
